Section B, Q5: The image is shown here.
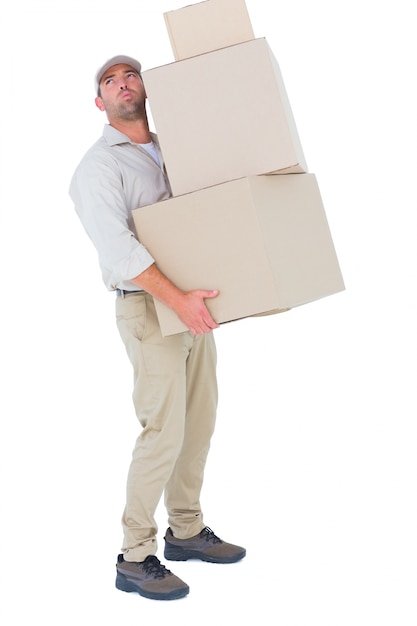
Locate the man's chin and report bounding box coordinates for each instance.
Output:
[119,103,142,120]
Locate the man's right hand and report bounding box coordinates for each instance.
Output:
[131,263,220,335]
[175,289,220,335]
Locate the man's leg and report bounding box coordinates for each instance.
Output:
[164,332,218,539]
[162,332,246,565]
[116,293,193,562]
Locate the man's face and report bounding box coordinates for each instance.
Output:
[95,63,146,121]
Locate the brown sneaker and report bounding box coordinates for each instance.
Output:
[115,554,189,600]
[164,526,246,564]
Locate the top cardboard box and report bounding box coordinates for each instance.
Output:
[164,0,255,61]
[143,38,308,197]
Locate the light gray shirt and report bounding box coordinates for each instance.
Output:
[69,124,172,292]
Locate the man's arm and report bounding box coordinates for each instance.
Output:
[131,263,219,336]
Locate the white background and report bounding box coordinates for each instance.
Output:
[1,1,416,624]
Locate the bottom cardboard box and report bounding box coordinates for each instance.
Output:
[132,173,345,336]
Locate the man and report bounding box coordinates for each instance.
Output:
[69,55,245,601]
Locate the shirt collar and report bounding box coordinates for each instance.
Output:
[103,124,158,147]
[103,124,132,146]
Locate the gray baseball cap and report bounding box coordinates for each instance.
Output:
[95,55,142,94]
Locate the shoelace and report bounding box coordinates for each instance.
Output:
[142,555,171,579]
[200,527,222,544]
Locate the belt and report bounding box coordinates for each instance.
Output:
[116,289,143,297]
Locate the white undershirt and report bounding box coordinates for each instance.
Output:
[140,141,161,167]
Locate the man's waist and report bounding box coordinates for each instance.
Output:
[115,288,144,297]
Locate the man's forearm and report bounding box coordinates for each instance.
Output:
[131,263,185,309]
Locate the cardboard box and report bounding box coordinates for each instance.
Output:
[164,0,254,61]
[143,38,308,197]
[133,174,344,336]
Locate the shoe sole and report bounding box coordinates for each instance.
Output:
[164,544,246,564]
[115,572,189,601]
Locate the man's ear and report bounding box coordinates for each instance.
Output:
[95,96,106,112]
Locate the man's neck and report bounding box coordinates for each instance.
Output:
[110,118,152,144]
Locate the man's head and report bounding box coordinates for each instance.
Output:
[95,55,142,96]
[94,55,146,124]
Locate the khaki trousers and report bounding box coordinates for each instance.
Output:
[115,293,218,562]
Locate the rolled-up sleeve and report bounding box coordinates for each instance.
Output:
[70,150,155,290]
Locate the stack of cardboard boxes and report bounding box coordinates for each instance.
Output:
[133,0,344,336]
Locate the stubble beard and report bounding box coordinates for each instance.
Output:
[104,91,145,123]
[116,99,144,122]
